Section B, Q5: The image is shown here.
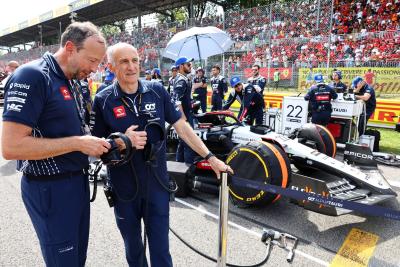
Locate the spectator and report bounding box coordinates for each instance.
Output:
[364,68,375,86]
[0,60,20,89]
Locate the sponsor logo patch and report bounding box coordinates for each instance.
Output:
[7,103,23,112]
[316,95,329,101]
[10,82,30,90]
[7,91,27,97]
[60,87,72,100]
[7,97,26,104]
[113,106,126,118]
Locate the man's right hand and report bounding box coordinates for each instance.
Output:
[78,136,111,158]
[125,125,147,149]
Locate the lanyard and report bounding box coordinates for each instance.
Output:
[121,94,141,117]
[69,80,91,135]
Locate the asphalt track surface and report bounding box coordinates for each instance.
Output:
[1,118,400,267]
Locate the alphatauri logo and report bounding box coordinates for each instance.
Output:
[144,103,156,111]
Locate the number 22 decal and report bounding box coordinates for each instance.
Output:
[287,105,303,118]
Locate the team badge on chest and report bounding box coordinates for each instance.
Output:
[60,86,72,100]
[113,105,127,118]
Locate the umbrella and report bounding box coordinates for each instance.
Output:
[163,26,233,61]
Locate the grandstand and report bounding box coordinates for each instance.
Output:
[0,0,399,92]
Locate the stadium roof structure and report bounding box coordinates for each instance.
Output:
[0,0,204,47]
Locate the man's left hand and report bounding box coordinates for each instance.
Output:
[208,156,234,179]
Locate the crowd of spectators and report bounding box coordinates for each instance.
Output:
[1,0,399,74]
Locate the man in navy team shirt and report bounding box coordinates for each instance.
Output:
[352,76,376,135]
[91,42,231,266]
[1,22,113,266]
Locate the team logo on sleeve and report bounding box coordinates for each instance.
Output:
[113,106,126,118]
[60,87,72,100]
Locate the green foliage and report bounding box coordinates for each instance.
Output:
[372,127,400,154]
[156,2,219,23]
[100,24,122,37]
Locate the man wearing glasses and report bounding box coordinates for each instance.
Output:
[247,64,266,95]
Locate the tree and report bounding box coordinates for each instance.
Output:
[156,1,219,23]
[100,24,121,38]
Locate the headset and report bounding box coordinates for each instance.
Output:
[143,121,178,194]
[100,132,135,167]
[143,121,165,163]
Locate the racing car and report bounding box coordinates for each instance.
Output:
[167,110,398,216]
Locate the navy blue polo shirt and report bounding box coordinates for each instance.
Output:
[357,84,376,115]
[171,73,192,124]
[193,75,208,96]
[2,53,88,175]
[91,80,181,199]
[248,75,266,94]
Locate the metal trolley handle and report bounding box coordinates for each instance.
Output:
[217,172,229,267]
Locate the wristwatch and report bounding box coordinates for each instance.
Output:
[204,151,215,160]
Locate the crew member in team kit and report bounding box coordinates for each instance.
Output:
[91,44,230,266]
[330,70,347,94]
[304,74,338,126]
[223,76,265,125]
[192,67,208,113]
[167,65,177,94]
[352,76,376,135]
[210,65,228,111]
[247,64,266,95]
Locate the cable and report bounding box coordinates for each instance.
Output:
[89,160,103,202]
[169,227,273,267]
[104,160,139,203]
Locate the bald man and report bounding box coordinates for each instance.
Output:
[0,60,19,89]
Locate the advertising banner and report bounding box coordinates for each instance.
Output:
[298,67,400,95]
[244,67,292,80]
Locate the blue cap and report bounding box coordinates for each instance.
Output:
[352,76,363,88]
[314,73,324,83]
[145,69,151,75]
[152,68,161,76]
[333,70,342,79]
[230,76,241,87]
[175,57,194,67]
[104,69,115,81]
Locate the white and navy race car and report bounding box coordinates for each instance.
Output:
[167,110,397,216]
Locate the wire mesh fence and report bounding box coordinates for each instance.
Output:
[1,0,399,94]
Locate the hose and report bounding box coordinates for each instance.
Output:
[169,227,273,267]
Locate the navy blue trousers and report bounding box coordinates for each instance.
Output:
[244,107,264,125]
[21,174,90,267]
[113,182,172,267]
[211,95,223,111]
[311,111,332,126]
[194,91,207,113]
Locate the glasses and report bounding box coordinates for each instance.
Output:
[184,63,192,67]
[252,69,258,71]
